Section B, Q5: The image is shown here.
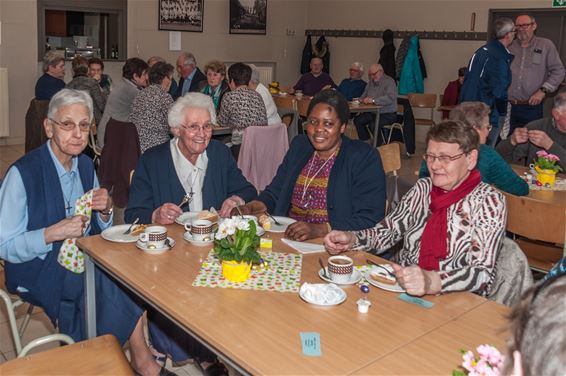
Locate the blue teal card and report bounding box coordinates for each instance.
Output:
[300,332,321,356]
[399,293,434,309]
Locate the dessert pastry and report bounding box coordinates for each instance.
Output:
[130,224,147,236]
[371,266,396,285]
[258,214,271,230]
[197,210,219,223]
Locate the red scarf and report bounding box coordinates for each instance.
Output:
[418,169,481,271]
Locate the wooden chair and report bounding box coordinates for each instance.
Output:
[408,93,437,127]
[296,97,311,118]
[381,104,405,145]
[88,122,102,167]
[377,143,402,213]
[503,192,566,273]
[273,95,296,112]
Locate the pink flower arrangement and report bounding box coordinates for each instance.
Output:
[535,150,563,173]
[452,345,504,376]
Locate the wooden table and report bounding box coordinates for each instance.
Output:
[348,103,382,148]
[512,165,566,206]
[0,335,133,375]
[79,228,508,375]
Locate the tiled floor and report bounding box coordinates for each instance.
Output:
[0,140,425,371]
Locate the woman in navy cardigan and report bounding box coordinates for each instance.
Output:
[238,90,387,241]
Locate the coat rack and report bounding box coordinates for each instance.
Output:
[305,29,487,41]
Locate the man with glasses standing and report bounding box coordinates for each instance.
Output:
[353,63,397,145]
[507,14,565,135]
[460,18,516,147]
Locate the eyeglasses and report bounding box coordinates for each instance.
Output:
[368,70,383,77]
[49,118,92,132]
[422,152,466,164]
[180,123,213,133]
[515,22,534,29]
[305,118,338,130]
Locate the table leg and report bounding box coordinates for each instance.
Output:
[84,253,97,339]
[372,108,381,148]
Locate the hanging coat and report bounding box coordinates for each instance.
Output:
[314,36,330,73]
[378,29,396,79]
[398,35,424,95]
[300,35,313,74]
[395,36,411,81]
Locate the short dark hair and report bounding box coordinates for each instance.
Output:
[148,62,174,85]
[228,63,252,86]
[425,120,479,154]
[88,57,104,70]
[307,89,350,125]
[72,56,89,77]
[458,66,467,77]
[122,57,148,80]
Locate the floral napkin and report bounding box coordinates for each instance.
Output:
[57,190,93,274]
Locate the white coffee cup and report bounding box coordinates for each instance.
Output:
[139,226,168,249]
[184,219,213,241]
[327,255,354,284]
[351,98,360,106]
[295,90,303,99]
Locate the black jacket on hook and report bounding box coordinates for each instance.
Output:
[378,29,396,79]
[314,36,330,73]
[300,35,313,74]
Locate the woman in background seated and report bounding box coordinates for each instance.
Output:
[440,66,466,119]
[419,102,529,196]
[199,60,230,112]
[237,90,386,241]
[129,61,175,153]
[325,121,506,297]
[503,259,566,375]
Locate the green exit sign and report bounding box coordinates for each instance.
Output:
[554,0,566,7]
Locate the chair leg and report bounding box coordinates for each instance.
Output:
[0,290,23,355]
[386,126,394,144]
[19,303,34,337]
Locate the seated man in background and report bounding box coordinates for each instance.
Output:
[174,51,206,99]
[217,62,267,160]
[290,57,337,96]
[249,64,282,125]
[337,62,367,101]
[440,66,466,119]
[496,92,566,170]
[353,63,397,144]
[88,57,113,96]
[35,51,66,101]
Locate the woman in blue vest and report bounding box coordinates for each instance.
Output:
[0,89,172,376]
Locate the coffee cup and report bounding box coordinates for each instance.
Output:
[327,255,354,283]
[295,90,303,99]
[351,98,360,106]
[184,219,213,241]
[139,226,168,249]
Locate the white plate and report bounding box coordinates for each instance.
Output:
[364,266,405,293]
[299,284,346,306]
[183,232,214,247]
[135,237,176,255]
[101,224,140,243]
[318,268,362,285]
[175,212,200,225]
[266,216,296,233]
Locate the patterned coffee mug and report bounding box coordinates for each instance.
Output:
[185,219,213,241]
[139,226,167,248]
[327,255,354,284]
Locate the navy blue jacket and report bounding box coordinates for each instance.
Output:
[125,140,257,224]
[34,73,65,100]
[173,68,206,100]
[460,39,514,124]
[259,135,386,230]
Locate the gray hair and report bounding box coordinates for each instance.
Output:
[249,64,260,84]
[42,51,65,73]
[47,88,93,123]
[168,92,216,128]
[147,56,166,66]
[449,102,490,129]
[180,52,196,67]
[516,13,536,24]
[553,92,566,113]
[351,62,364,73]
[493,17,515,39]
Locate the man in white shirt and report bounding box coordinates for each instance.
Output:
[248,64,282,125]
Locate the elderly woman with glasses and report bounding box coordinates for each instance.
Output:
[325,121,507,297]
[0,89,170,376]
[125,92,257,224]
[419,102,529,196]
[236,90,386,241]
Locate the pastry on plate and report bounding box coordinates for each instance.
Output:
[197,210,219,223]
[258,214,271,230]
[130,224,147,236]
[370,266,396,285]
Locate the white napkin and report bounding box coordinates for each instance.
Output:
[282,238,325,254]
[300,283,344,305]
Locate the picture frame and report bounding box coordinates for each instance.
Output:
[159,0,204,32]
[229,0,267,35]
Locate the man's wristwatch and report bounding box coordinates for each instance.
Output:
[540,87,550,94]
[100,207,113,216]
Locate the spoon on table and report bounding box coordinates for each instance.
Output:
[318,257,330,280]
[366,259,396,278]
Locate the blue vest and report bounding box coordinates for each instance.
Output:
[5,144,100,324]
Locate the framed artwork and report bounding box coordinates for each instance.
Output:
[159,0,204,32]
[229,0,267,35]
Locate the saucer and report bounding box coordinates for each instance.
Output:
[266,216,296,233]
[101,224,139,243]
[183,232,214,246]
[364,266,405,293]
[299,283,346,306]
[318,268,362,285]
[135,237,175,255]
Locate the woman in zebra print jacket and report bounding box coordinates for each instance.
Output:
[325,121,507,297]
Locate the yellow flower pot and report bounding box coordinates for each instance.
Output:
[221,260,252,282]
[535,165,557,186]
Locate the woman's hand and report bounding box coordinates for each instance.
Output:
[151,203,183,225]
[219,195,244,218]
[230,200,267,217]
[392,264,441,296]
[92,188,112,212]
[44,215,89,243]
[324,230,356,255]
[285,222,328,242]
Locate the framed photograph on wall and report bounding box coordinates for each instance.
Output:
[159,0,204,32]
[229,0,267,35]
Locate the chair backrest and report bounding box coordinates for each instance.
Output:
[273,95,296,112]
[88,122,101,157]
[25,99,49,153]
[238,124,290,192]
[408,93,437,109]
[296,97,312,118]
[377,142,401,175]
